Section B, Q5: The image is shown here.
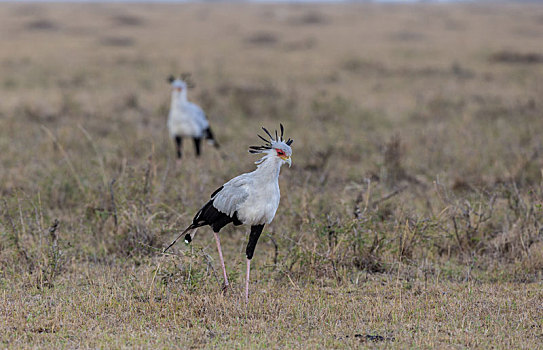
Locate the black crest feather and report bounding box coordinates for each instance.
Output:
[257,134,270,144]
[179,72,196,88]
[262,127,273,140]
[249,124,294,154]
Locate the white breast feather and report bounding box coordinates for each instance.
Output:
[237,181,280,225]
[168,100,209,138]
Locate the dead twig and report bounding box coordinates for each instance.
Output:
[109,179,118,230]
[202,252,221,288]
[266,233,279,267]
[2,199,31,265]
[78,124,108,188]
[370,185,408,208]
[41,125,86,197]
[46,219,61,285]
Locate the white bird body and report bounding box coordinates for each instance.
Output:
[213,156,282,225]
[166,76,219,159]
[168,91,209,139]
[164,124,293,302]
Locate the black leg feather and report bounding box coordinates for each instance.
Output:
[193,137,201,156]
[246,224,264,260]
[175,135,183,159]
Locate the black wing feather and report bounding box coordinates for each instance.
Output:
[191,199,241,234]
[210,186,223,199]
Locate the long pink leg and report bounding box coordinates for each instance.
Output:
[213,231,229,291]
[245,259,251,303]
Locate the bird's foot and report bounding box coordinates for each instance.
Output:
[175,158,183,167]
[221,283,229,294]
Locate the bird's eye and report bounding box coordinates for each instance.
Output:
[276,149,285,156]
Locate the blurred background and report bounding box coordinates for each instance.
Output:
[1,0,543,346]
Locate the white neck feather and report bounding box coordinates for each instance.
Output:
[171,90,188,108]
[252,154,282,181]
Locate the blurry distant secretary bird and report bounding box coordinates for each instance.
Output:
[164,124,293,302]
[167,74,219,162]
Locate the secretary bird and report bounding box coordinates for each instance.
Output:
[167,74,219,161]
[164,124,293,302]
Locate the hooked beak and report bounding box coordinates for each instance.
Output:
[280,155,292,167]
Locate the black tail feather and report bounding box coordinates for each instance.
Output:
[163,225,196,253]
[165,197,240,253]
[204,127,220,148]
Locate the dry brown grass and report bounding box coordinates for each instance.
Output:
[2,263,542,348]
[1,2,543,348]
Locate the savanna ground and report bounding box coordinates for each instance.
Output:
[1,2,543,348]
